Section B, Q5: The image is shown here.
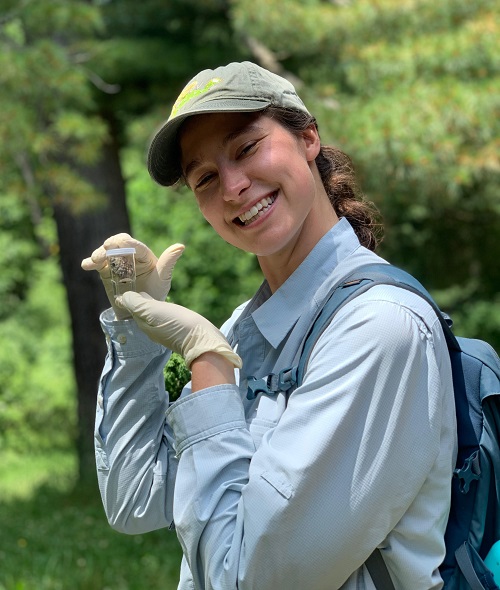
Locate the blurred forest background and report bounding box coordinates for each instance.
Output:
[0,0,498,588]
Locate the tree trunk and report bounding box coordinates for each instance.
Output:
[53,134,130,487]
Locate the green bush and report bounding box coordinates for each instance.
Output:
[164,353,191,402]
[0,257,75,454]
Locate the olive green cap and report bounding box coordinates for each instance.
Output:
[147,61,310,186]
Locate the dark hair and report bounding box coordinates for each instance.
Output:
[263,106,383,251]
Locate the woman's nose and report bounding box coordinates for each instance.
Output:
[219,164,250,201]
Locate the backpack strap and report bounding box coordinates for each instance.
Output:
[455,542,491,590]
[366,543,491,590]
[365,549,395,589]
[247,263,459,399]
[296,262,460,387]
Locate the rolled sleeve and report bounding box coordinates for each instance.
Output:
[166,385,246,455]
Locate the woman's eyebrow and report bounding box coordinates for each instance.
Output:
[184,123,265,182]
[221,123,265,148]
[184,159,202,184]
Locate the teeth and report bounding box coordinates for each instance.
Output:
[238,195,275,225]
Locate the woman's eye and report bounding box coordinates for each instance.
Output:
[237,141,257,158]
[196,173,215,189]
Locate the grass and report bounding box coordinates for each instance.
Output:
[0,451,183,590]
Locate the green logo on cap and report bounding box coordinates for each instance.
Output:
[169,77,222,119]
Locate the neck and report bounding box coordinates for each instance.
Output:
[258,198,339,293]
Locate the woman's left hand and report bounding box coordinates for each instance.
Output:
[117,291,242,370]
[82,234,185,303]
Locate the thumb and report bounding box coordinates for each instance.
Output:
[117,291,154,314]
[156,243,185,282]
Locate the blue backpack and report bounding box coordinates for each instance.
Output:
[247,263,500,589]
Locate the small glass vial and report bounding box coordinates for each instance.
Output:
[106,247,136,298]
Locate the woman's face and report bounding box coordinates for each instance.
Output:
[180,111,335,264]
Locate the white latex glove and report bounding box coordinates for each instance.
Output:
[117,291,242,370]
[81,233,184,320]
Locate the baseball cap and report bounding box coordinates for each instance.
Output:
[147,61,311,186]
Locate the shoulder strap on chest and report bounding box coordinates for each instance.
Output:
[246,262,455,399]
[295,262,457,387]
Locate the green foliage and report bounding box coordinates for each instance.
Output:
[315,3,499,349]
[232,0,337,56]
[0,457,182,589]
[89,0,247,126]
[0,0,109,221]
[451,297,500,346]
[164,353,191,402]
[0,191,40,318]
[0,450,77,501]
[0,0,110,332]
[0,257,76,454]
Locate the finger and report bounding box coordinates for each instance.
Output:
[117,291,153,312]
[127,239,158,267]
[81,256,96,271]
[81,245,108,272]
[156,243,185,281]
[103,233,133,249]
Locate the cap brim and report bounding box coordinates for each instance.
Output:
[147,98,270,186]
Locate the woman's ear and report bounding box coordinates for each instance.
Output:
[301,125,321,162]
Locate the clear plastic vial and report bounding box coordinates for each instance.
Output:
[106,247,137,298]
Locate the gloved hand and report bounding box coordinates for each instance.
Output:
[81,233,184,320]
[117,291,242,370]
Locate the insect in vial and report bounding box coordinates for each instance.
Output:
[106,248,137,298]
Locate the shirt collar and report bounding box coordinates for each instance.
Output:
[250,217,361,348]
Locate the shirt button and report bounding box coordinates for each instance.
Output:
[117,334,127,344]
[97,394,104,409]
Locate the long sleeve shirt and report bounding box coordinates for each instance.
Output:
[95,217,457,589]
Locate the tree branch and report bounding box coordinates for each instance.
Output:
[14,151,51,258]
[241,35,340,110]
[242,35,303,90]
[82,67,121,94]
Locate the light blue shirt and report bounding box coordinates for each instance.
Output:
[95,218,457,589]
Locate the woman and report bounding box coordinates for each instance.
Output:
[82,61,456,589]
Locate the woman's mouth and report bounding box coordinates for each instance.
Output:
[234,193,276,226]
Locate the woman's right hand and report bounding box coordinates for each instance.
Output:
[116,291,242,371]
[81,233,185,319]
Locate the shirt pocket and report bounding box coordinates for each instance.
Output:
[260,470,294,500]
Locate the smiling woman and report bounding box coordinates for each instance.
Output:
[82,61,457,590]
[179,110,337,285]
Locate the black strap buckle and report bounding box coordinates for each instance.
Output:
[247,366,298,400]
[454,450,481,494]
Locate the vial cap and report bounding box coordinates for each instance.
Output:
[106,248,136,256]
